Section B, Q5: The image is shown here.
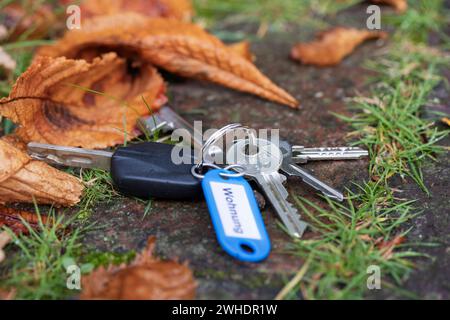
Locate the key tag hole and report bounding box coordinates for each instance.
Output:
[240,243,256,254]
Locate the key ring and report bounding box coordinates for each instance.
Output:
[196,123,257,171]
[191,163,246,179]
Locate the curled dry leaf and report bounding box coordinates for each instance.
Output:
[0,3,55,40]
[372,0,408,13]
[68,0,194,22]
[80,236,196,300]
[0,136,83,206]
[37,14,298,108]
[290,27,388,67]
[0,53,167,148]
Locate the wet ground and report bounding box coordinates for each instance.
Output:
[78,3,450,299]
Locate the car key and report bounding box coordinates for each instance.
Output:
[138,105,203,150]
[226,138,308,238]
[27,141,201,200]
[279,141,345,202]
[292,145,368,164]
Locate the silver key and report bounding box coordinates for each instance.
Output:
[279,141,344,202]
[27,142,113,170]
[227,138,308,238]
[292,145,368,164]
[138,105,203,150]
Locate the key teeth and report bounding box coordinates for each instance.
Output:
[285,203,308,238]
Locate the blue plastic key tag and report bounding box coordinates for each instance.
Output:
[201,169,271,262]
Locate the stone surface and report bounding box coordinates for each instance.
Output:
[81,11,450,297]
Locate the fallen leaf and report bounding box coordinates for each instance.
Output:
[0,3,55,41]
[80,236,196,299]
[290,27,388,67]
[0,47,16,73]
[66,0,194,22]
[0,205,52,235]
[442,117,450,126]
[0,136,84,206]
[0,287,15,300]
[372,0,408,13]
[0,53,167,148]
[376,235,405,260]
[37,13,298,108]
[228,41,255,62]
[0,230,12,263]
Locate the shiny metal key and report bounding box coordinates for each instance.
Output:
[28,142,113,170]
[279,141,344,202]
[138,105,203,150]
[292,145,368,164]
[227,138,308,238]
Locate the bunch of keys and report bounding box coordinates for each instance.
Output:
[27,106,368,262]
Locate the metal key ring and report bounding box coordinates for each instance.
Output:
[220,164,246,178]
[191,163,246,179]
[196,123,257,170]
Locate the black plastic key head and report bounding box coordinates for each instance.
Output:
[110,142,201,200]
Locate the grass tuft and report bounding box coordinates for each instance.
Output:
[0,206,90,299]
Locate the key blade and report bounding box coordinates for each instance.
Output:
[255,173,308,238]
[27,142,113,171]
[283,163,344,202]
[138,106,203,150]
[292,146,368,163]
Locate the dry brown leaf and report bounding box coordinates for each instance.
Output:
[228,41,255,62]
[0,205,53,235]
[372,0,408,13]
[0,287,15,300]
[80,236,196,300]
[0,3,55,41]
[290,27,388,67]
[442,117,450,126]
[376,235,405,260]
[0,53,167,148]
[0,136,83,206]
[37,14,298,108]
[67,0,194,22]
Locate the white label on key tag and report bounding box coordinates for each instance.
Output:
[209,181,262,240]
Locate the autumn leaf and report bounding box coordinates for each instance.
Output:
[37,14,298,108]
[80,236,196,300]
[0,3,55,41]
[65,0,194,22]
[0,205,53,235]
[0,53,167,148]
[0,287,15,299]
[372,0,408,13]
[376,235,405,260]
[228,41,255,62]
[0,136,83,206]
[290,27,388,67]
[442,117,450,126]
